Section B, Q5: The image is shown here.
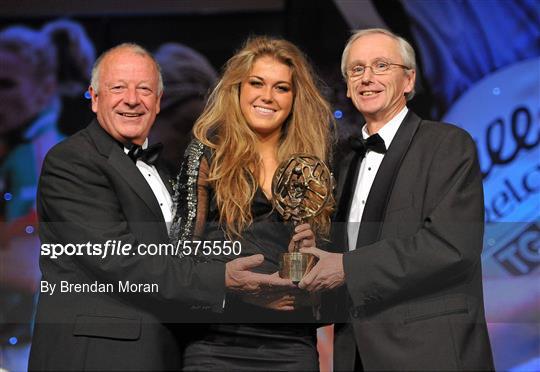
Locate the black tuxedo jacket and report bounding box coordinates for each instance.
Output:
[331,111,494,371]
[29,120,225,371]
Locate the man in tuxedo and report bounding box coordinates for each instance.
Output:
[29,43,293,371]
[299,29,494,370]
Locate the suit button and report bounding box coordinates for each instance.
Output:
[350,307,363,319]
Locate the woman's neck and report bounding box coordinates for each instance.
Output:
[255,134,280,199]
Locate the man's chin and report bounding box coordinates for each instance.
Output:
[116,127,149,144]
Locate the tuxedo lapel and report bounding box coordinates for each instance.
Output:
[108,150,165,220]
[335,151,356,219]
[332,149,363,253]
[355,111,421,249]
[336,149,366,222]
[87,120,165,220]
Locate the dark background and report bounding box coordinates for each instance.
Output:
[0,0,433,138]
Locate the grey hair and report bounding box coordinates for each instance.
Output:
[90,42,163,95]
[341,28,416,100]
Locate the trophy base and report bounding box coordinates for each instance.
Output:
[279,252,317,284]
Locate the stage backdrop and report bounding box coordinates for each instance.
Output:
[403,1,540,370]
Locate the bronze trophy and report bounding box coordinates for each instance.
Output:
[272,154,334,283]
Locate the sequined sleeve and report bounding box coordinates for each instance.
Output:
[169,139,211,251]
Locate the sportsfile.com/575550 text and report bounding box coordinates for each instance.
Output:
[40,240,242,259]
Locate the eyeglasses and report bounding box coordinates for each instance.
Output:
[348,60,410,78]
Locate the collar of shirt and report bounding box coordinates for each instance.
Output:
[347,106,408,251]
[361,106,409,149]
[121,138,173,227]
[123,138,148,154]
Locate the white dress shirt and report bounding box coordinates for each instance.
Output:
[347,107,409,251]
[124,139,173,231]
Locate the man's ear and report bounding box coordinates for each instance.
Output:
[155,91,162,115]
[89,86,98,113]
[404,69,416,95]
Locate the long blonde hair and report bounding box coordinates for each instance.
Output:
[193,36,335,238]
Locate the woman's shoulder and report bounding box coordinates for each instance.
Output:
[184,137,214,164]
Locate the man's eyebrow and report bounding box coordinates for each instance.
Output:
[348,57,391,66]
[347,59,364,67]
[106,80,126,86]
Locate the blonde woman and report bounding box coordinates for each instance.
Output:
[170,36,334,371]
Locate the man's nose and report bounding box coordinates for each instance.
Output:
[124,87,140,106]
[361,67,374,83]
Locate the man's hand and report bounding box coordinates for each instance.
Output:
[243,291,296,311]
[298,247,345,292]
[241,278,316,311]
[225,254,295,295]
[241,274,297,311]
[288,223,315,252]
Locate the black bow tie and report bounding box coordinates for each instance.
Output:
[350,133,387,155]
[126,143,163,165]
